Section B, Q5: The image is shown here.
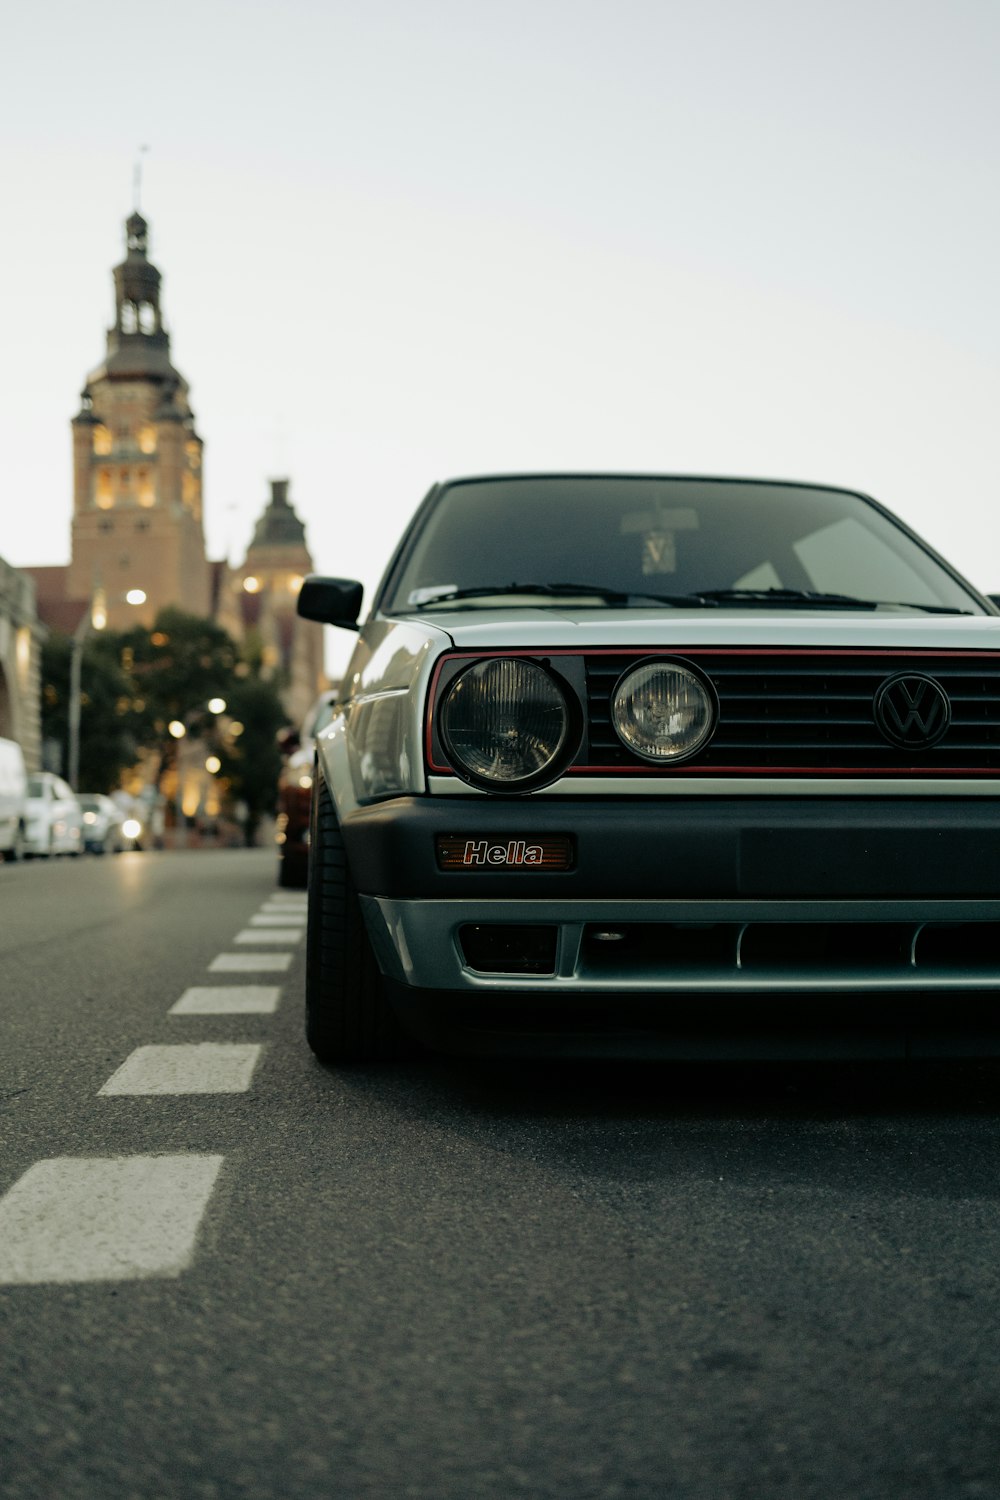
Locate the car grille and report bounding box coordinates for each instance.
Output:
[583,649,1000,775]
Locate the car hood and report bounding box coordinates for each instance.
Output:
[414,606,1000,652]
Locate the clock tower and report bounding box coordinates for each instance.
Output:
[68,212,211,627]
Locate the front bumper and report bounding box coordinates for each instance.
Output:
[343,794,1000,1001]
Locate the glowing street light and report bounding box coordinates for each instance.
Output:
[173,696,228,849]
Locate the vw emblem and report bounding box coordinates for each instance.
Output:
[873,672,951,749]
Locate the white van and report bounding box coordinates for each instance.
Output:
[0,737,28,862]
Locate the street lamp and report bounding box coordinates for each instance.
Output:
[67,586,146,789]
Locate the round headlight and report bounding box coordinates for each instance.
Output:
[440,658,574,790]
[611,660,715,763]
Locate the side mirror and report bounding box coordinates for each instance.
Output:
[297,575,364,630]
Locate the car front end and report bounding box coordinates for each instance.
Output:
[299,474,1000,1062]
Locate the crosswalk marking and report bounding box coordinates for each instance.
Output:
[209,952,292,972]
[98,1043,264,1095]
[169,986,281,1015]
[0,1155,225,1284]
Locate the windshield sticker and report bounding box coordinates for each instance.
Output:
[641,532,676,574]
[620,508,699,575]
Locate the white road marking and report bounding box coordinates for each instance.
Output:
[98,1043,264,1095]
[169,986,281,1015]
[233,928,303,944]
[249,913,306,926]
[209,952,293,973]
[265,895,307,906]
[0,1155,225,1284]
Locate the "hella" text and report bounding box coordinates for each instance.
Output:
[463,840,545,866]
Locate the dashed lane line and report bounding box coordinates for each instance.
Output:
[0,1155,225,1284]
[233,928,303,945]
[3,895,302,1286]
[209,952,293,973]
[98,1043,264,1095]
[170,985,282,1015]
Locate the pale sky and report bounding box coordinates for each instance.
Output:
[2,0,999,677]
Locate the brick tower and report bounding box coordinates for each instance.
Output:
[223,479,327,724]
[67,212,210,628]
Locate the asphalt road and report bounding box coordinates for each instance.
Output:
[2,848,1000,1499]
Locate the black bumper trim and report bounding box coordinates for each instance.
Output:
[342,795,1000,901]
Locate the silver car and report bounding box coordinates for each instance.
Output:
[298,474,1000,1063]
[78,794,127,854]
[23,772,83,857]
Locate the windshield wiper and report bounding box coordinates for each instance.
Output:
[693,588,973,614]
[412,582,720,609]
[410,582,973,615]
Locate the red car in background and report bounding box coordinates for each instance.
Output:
[275,690,337,887]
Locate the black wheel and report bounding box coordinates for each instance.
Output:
[4,825,25,863]
[305,773,404,1062]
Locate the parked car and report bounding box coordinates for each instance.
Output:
[0,737,27,862]
[78,793,127,854]
[275,690,337,888]
[297,473,1000,1064]
[23,772,83,857]
[109,790,151,850]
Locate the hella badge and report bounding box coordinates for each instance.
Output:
[436,836,574,871]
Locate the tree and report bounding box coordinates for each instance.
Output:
[215,675,288,846]
[116,607,240,791]
[40,631,141,792]
[42,606,289,843]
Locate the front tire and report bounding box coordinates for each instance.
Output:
[304,774,404,1063]
[4,825,25,863]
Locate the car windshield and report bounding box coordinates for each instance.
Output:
[382,477,985,615]
[27,776,46,797]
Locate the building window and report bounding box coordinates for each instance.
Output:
[138,425,157,454]
[121,302,138,334]
[93,425,112,456]
[95,468,113,509]
[138,303,156,334]
[15,628,32,690]
[137,468,155,508]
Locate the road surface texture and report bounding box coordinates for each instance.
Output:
[2,849,1000,1498]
